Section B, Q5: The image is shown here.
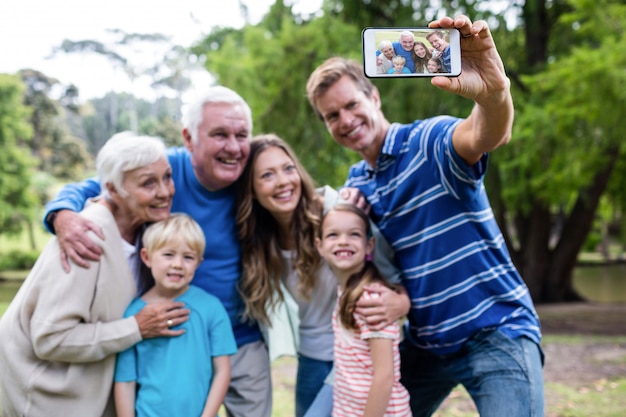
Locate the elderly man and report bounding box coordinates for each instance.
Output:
[43,86,272,417]
[392,31,416,73]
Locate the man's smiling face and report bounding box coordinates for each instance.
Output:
[185,101,251,191]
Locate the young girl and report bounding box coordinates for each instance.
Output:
[114,214,237,417]
[427,56,444,73]
[316,204,411,417]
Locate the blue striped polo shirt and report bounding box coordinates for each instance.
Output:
[344,117,541,355]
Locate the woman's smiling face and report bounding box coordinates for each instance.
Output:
[252,146,302,221]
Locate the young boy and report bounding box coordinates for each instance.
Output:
[114,213,237,417]
[387,55,411,74]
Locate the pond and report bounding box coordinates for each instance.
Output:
[573,263,626,303]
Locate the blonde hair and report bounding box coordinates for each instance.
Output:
[142,213,206,259]
[392,55,406,66]
[236,134,323,325]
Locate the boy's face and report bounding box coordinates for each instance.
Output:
[141,241,201,297]
[393,62,404,71]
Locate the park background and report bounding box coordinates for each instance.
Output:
[1,0,625,415]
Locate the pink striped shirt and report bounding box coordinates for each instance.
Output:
[332,290,411,416]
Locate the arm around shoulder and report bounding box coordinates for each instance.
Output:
[43,176,102,233]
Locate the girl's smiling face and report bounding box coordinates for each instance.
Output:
[316,209,374,281]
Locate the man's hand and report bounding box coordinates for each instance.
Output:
[53,210,105,272]
[134,301,190,339]
[429,14,514,164]
[355,283,410,330]
[428,15,510,103]
[339,187,370,215]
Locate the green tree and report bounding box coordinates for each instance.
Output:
[0,74,38,238]
[193,0,362,186]
[18,69,91,181]
[192,0,626,302]
[51,31,195,134]
[498,0,626,301]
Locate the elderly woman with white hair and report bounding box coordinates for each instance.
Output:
[376,39,395,73]
[0,133,188,417]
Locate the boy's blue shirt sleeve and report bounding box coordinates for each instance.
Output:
[43,177,102,233]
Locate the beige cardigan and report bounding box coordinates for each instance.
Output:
[0,203,142,417]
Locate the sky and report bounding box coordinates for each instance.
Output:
[0,0,322,100]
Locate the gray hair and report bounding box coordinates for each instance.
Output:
[399,30,415,40]
[181,86,253,144]
[378,40,393,50]
[97,131,168,199]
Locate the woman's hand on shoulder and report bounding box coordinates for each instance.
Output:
[134,301,190,339]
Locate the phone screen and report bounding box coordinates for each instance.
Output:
[362,27,461,78]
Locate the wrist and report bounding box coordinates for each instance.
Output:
[46,211,60,233]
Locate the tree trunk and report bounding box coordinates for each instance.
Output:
[542,147,620,301]
[513,202,551,301]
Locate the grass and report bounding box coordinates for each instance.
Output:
[545,379,626,417]
[2,227,626,416]
[2,280,626,417]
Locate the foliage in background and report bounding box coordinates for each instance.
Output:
[17,69,92,181]
[0,74,37,236]
[193,1,363,187]
[1,0,626,302]
[495,0,626,300]
[191,0,626,302]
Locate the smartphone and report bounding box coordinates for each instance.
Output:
[362,27,461,78]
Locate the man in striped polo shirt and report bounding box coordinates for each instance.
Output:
[306,15,543,417]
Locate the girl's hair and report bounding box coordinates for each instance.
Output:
[411,41,433,73]
[428,56,444,73]
[96,132,167,200]
[320,204,401,330]
[236,133,322,325]
[142,213,206,258]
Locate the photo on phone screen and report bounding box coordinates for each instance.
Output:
[362,27,461,78]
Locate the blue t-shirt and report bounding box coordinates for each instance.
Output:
[344,118,541,355]
[43,147,262,347]
[387,67,411,74]
[115,286,237,417]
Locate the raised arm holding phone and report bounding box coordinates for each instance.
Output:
[306,15,543,417]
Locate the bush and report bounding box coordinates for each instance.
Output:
[0,249,39,271]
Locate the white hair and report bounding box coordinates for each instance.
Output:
[181,85,253,144]
[97,131,168,199]
[399,31,415,40]
[378,40,393,50]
